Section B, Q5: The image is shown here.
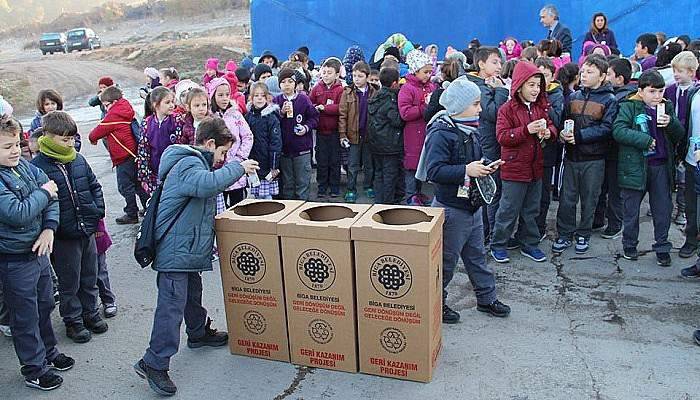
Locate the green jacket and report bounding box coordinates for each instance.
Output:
[612,95,685,191]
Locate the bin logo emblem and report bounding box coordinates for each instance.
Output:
[380,327,407,354]
[297,249,336,291]
[308,319,333,344]
[230,243,266,284]
[371,255,412,299]
[243,310,267,335]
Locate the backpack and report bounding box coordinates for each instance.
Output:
[130,118,143,142]
[134,175,190,268]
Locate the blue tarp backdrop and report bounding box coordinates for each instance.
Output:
[251,0,698,63]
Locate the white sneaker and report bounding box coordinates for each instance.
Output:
[0,324,11,337]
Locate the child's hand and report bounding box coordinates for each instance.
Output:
[487,76,504,88]
[41,180,58,198]
[294,124,307,136]
[32,229,54,257]
[527,120,546,134]
[269,169,280,180]
[315,104,325,112]
[240,159,260,175]
[657,114,670,128]
[538,129,551,140]
[281,101,292,114]
[466,160,493,177]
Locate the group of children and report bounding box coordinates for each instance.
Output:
[1,23,700,394]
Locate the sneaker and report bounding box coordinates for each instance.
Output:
[83,315,108,334]
[679,242,697,259]
[115,214,139,225]
[694,330,700,346]
[187,318,228,348]
[329,188,340,198]
[656,252,672,267]
[103,303,118,318]
[551,238,572,254]
[476,299,511,317]
[601,226,622,239]
[490,249,510,263]
[344,191,357,204]
[66,323,91,343]
[442,304,460,324]
[592,222,605,232]
[675,211,687,225]
[366,188,375,199]
[575,237,589,254]
[47,353,75,371]
[25,371,62,391]
[317,187,327,199]
[681,265,700,278]
[520,246,547,262]
[134,359,177,396]
[506,238,521,250]
[0,324,11,337]
[622,248,638,261]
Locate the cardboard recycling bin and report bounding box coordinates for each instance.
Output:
[351,205,444,382]
[278,202,371,373]
[214,199,305,362]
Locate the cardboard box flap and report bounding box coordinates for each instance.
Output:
[215,200,305,234]
[351,205,445,245]
[278,202,371,240]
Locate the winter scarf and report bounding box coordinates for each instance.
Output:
[38,135,76,164]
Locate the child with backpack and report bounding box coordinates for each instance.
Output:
[246,82,282,199]
[89,86,148,224]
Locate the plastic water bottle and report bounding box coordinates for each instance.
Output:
[635,114,655,157]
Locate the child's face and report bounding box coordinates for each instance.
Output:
[280,78,295,95]
[320,66,339,85]
[252,88,268,109]
[156,94,176,116]
[295,82,305,94]
[206,68,217,77]
[0,133,21,167]
[28,137,39,155]
[46,132,75,148]
[258,71,272,81]
[430,48,437,57]
[638,86,665,107]
[479,54,502,78]
[415,65,433,83]
[98,84,108,93]
[606,67,624,87]
[353,71,368,87]
[189,94,209,121]
[518,75,542,103]
[202,139,233,165]
[506,40,516,53]
[369,74,380,87]
[635,42,648,58]
[43,99,58,114]
[214,85,231,110]
[262,57,275,68]
[580,64,605,89]
[673,67,696,85]
[237,80,248,93]
[538,66,553,87]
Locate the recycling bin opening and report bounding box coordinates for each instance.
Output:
[299,205,358,222]
[233,201,286,216]
[372,208,433,225]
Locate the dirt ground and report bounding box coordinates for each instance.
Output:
[0,9,251,118]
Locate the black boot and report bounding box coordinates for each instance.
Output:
[84,315,108,334]
[66,323,91,343]
[442,304,460,324]
[115,214,139,225]
[187,318,228,348]
[134,359,176,396]
[477,299,511,317]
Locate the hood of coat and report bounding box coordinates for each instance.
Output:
[106,98,135,121]
[510,61,548,106]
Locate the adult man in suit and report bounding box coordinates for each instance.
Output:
[540,4,572,55]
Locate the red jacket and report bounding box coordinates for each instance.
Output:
[496,62,557,182]
[309,79,343,134]
[89,98,137,167]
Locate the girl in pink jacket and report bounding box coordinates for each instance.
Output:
[399,50,436,206]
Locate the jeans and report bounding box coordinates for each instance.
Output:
[280,153,312,200]
[347,137,374,192]
[491,179,543,249]
[677,162,686,212]
[556,159,605,240]
[593,158,623,231]
[96,253,115,305]
[683,162,698,248]
[404,169,422,199]
[433,199,497,305]
[116,157,148,218]
[0,256,59,380]
[144,272,207,371]
[621,164,673,254]
[373,154,404,204]
[315,132,341,193]
[53,236,99,325]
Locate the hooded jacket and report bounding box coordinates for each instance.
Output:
[496,62,558,182]
[466,72,510,161]
[564,82,617,161]
[398,74,436,170]
[246,103,282,178]
[367,86,404,155]
[88,98,137,166]
[152,145,245,273]
[309,79,344,134]
[218,106,253,191]
[613,95,685,191]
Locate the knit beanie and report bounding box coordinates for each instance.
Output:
[225,60,238,73]
[265,76,282,97]
[205,58,219,70]
[406,49,432,74]
[98,76,114,87]
[206,77,230,100]
[174,79,199,104]
[278,68,296,85]
[439,76,481,116]
[444,46,467,68]
[143,67,160,80]
[235,67,251,83]
[253,63,273,81]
